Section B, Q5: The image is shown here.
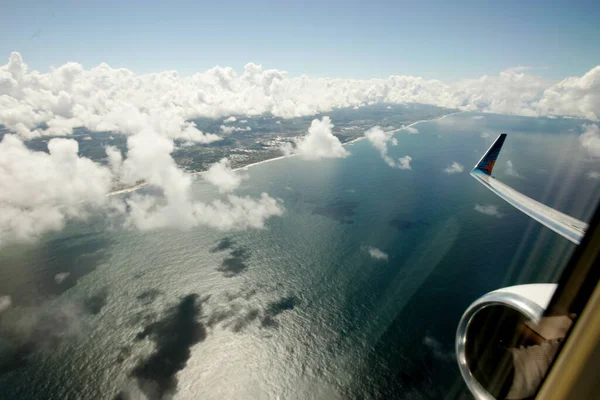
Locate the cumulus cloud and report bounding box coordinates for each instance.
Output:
[505,160,522,178]
[480,132,490,138]
[365,126,411,169]
[444,162,464,174]
[474,204,503,218]
[579,124,600,157]
[0,134,112,245]
[1,53,598,145]
[0,129,283,245]
[534,67,600,121]
[0,295,11,312]
[220,125,251,134]
[365,126,397,167]
[472,115,485,120]
[284,116,349,159]
[224,116,237,123]
[204,158,247,193]
[404,126,419,134]
[116,130,284,231]
[366,246,388,261]
[398,155,412,170]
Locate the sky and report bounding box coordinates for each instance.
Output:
[1,0,599,81]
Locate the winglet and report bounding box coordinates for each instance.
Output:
[472,133,507,176]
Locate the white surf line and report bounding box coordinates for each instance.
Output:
[107,110,463,196]
[343,110,464,145]
[107,182,149,196]
[386,110,464,134]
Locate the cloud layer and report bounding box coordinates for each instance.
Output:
[1,53,599,142]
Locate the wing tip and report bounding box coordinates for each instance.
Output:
[472,133,507,176]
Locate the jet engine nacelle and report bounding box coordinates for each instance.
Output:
[455,284,557,400]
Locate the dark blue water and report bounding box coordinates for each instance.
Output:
[0,113,598,399]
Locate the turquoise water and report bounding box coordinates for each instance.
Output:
[0,113,598,399]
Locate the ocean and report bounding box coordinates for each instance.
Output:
[0,112,598,399]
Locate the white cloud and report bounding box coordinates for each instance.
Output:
[224,116,237,123]
[364,126,412,169]
[505,160,522,178]
[0,295,11,313]
[220,125,251,134]
[240,119,248,123]
[444,162,464,174]
[480,132,490,138]
[472,115,485,120]
[367,246,388,261]
[204,158,247,193]
[404,126,419,134]
[579,124,600,157]
[0,129,284,245]
[275,121,281,124]
[54,272,70,284]
[286,116,349,159]
[587,171,600,179]
[474,204,503,218]
[116,129,284,231]
[423,335,454,362]
[0,134,112,245]
[534,66,600,121]
[398,155,412,170]
[365,126,395,166]
[0,53,598,146]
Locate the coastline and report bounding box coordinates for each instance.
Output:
[107,110,462,197]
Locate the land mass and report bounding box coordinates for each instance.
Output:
[0,103,458,193]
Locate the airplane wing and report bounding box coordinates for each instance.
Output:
[471,134,588,245]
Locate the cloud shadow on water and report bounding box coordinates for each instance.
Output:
[0,232,114,306]
[229,308,260,333]
[313,199,358,224]
[260,295,299,329]
[216,247,250,277]
[210,237,235,253]
[0,299,100,377]
[124,294,207,400]
[389,216,430,231]
[83,287,109,315]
